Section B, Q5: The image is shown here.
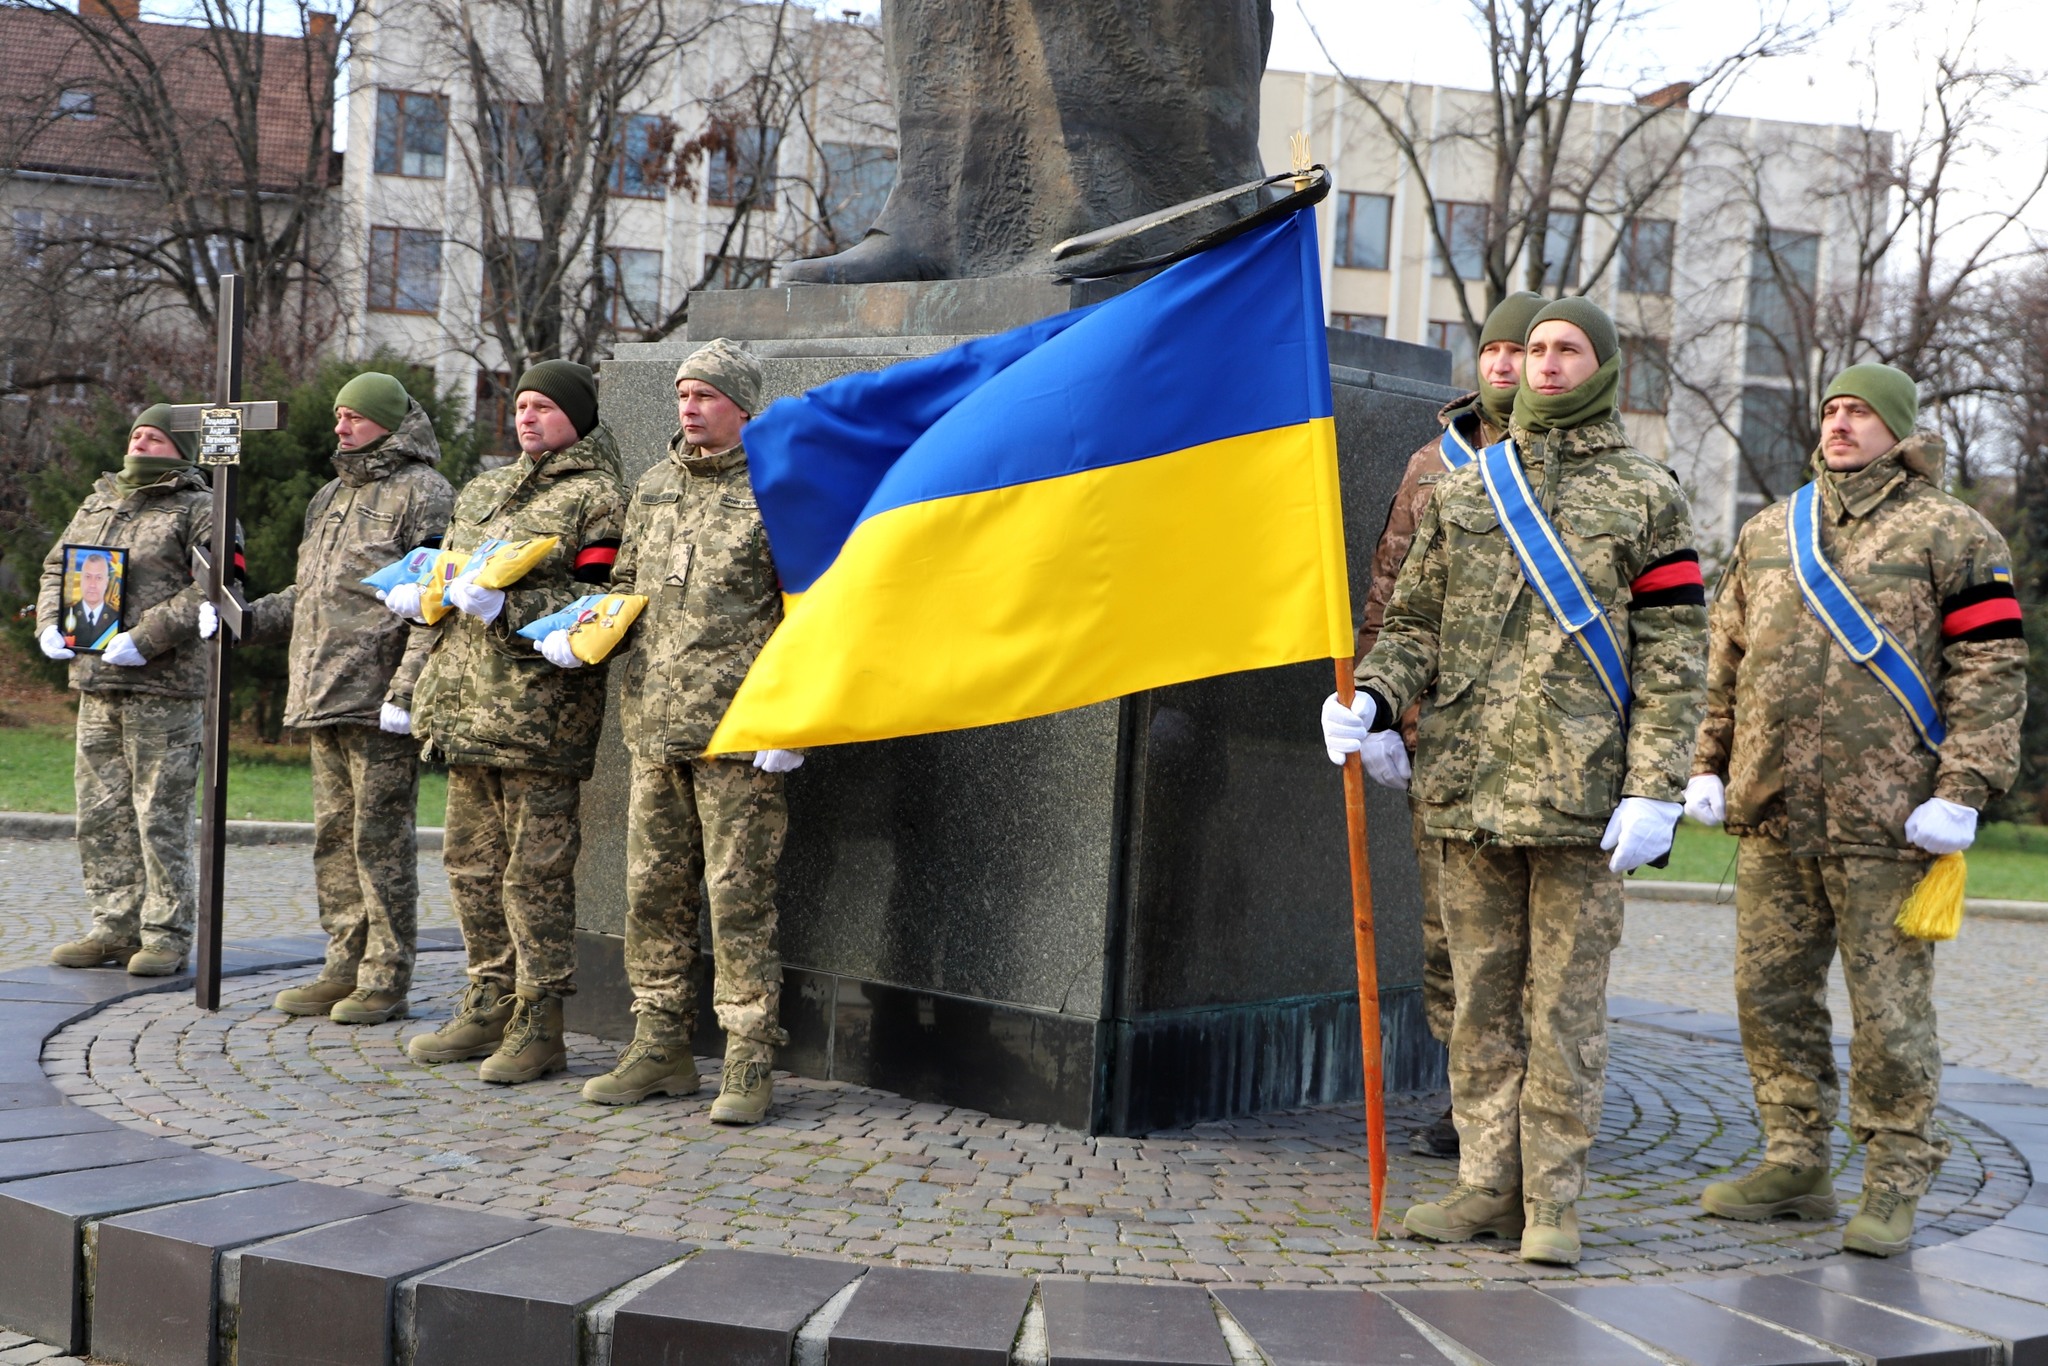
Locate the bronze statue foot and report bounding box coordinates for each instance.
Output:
[779,230,950,285]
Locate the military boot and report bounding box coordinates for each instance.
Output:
[405,981,513,1064]
[330,989,409,1026]
[49,935,139,969]
[708,1039,775,1126]
[126,945,186,977]
[1700,1163,1837,1221]
[1403,1184,1524,1242]
[1843,1187,1919,1257]
[478,990,567,1085]
[274,976,356,1017]
[1408,1105,1460,1159]
[1519,1200,1581,1265]
[581,1027,700,1105]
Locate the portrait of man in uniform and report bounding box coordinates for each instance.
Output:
[61,546,126,653]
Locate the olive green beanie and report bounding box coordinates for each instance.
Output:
[130,403,197,463]
[332,371,411,434]
[515,359,599,439]
[674,338,764,416]
[1524,296,1619,363]
[1821,362,1919,440]
[1480,291,1548,350]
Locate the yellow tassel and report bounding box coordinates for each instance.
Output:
[1895,852,1967,941]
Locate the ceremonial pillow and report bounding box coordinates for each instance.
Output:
[361,544,443,595]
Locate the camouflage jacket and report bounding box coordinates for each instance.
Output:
[1355,415,1708,846]
[1356,394,1498,752]
[243,403,454,727]
[36,466,215,700]
[412,426,626,778]
[1694,435,2027,859]
[612,434,783,762]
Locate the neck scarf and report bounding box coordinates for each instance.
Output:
[1511,353,1621,435]
[115,456,192,497]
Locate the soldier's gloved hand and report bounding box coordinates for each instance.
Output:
[1602,796,1683,873]
[446,572,505,624]
[752,749,805,773]
[1320,691,1378,765]
[1682,774,1725,826]
[379,582,427,622]
[537,629,582,669]
[101,633,147,668]
[198,602,218,639]
[1905,797,1977,855]
[378,703,412,736]
[1359,730,1411,790]
[38,626,74,661]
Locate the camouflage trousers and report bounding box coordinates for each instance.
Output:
[309,725,420,994]
[1734,837,1949,1195]
[1438,839,1623,1203]
[73,692,202,954]
[1412,802,1453,1044]
[443,765,580,997]
[624,755,788,1049]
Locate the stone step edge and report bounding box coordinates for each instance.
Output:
[1626,876,2047,921]
[0,810,443,852]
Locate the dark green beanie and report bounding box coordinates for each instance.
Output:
[516,359,599,440]
[333,371,411,434]
[1822,363,1918,441]
[130,403,197,463]
[1525,296,1619,364]
[1480,291,1548,350]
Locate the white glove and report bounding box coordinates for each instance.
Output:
[1905,796,1977,855]
[1320,691,1379,765]
[752,749,805,773]
[446,573,505,624]
[101,633,147,668]
[378,702,412,736]
[1359,730,1411,790]
[379,581,426,622]
[537,629,582,669]
[1601,796,1683,873]
[1683,773,1725,827]
[198,601,218,639]
[38,626,74,661]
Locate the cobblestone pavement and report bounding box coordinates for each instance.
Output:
[1610,895,2048,1087]
[41,952,2028,1287]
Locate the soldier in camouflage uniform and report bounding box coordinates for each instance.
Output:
[40,406,218,977]
[1356,290,1545,1160]
[400,360,625,1084]
[544,339,796,1125]
[232,374,453,1025]
[1687,364,2027,1256]
[1324,298,1708,1264]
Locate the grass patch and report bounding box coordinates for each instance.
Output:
[1637,818,2048,903]
[0,722,447,826]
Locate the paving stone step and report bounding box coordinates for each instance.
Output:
[826,1265,1036,1366]
[1794,1260,2048,1364]
[1389,1284,1662,1365]
[1211,1287,1456,1366]
[610,1247,862,1365]
[1039,1280,1232,1366]
[1686,1274,1999,1366]
[1542,1284,1840,1366]
[412,1225,682,1366]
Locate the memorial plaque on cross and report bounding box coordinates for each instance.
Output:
[163,275,287,1009]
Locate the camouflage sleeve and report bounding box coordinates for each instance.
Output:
[1356,443,1435,658]
[127,499,221,660]
[608,483,647,596]
[1692,538,1749,779]
[1353,492,1446,721]
[1619,475,1708,802]
[1928,522,2028,809]
[239,585,298,647]
[387,472,456,709]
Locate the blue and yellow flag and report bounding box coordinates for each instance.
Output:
[705,210,1351,755]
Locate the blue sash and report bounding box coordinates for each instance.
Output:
[1786,481,1946,751]
[1438,414,1481,471]
[1475,439,1632,720]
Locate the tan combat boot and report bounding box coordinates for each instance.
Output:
[126,945,186,977]
[581,1025,700,1105]
[1403,1184,1524,1242]
[1843,1187,1919,1257]
[1520,1199,1581,1265]
[330,988,409,1026]
[708,1039,775,1125]
[406,981,514,1064]
[49,936,139,969]
[274,976,357,1017]
[477,989,567,1085]
[1700,1162,1837,1221]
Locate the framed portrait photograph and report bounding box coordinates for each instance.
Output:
[60,544,127,653]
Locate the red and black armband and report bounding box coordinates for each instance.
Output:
[1629,549,1705,610]
[1942,580,2023,644]
[572,537,620,584]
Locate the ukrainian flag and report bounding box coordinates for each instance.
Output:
[705,209,1351,755]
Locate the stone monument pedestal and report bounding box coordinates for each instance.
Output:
[575,279,1455,1134]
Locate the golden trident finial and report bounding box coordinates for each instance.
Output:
[1289,132,1314,191]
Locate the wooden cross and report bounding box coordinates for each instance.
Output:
[162,275,287,1009]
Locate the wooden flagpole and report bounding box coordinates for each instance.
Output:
[1334,660,1387,1239]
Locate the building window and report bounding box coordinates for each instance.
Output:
[480,237,542,328]
[1620,216,1674,294]
[704,254,773,290]
[1331,313,1386,337]
[57,88,95,120]
[707,125,780,208]
[1737,383,1808,510]
[487,101,544,188]
[1427,319,1478,388]
[820,142,895,246]
[1539,209,1581,290]
[610,114,668,199]
[366,226,442,314]
[474,370,516,457]
[1744,228,1819,380]
[603,247,662,327]
[12,209,43,266]
[1432,200,1489,280]
[1622,336,1670,413]
[1334,191,1391,271]
[373,90,447,179]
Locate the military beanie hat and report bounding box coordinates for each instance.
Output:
[1525,296,1619,363]
[675,338,764,416]
[333,371,411,434]
[516,359,599,439]
[131,402,198,462]
[1480,291,1548,350]
[1822,362,1919,440]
